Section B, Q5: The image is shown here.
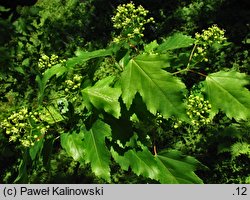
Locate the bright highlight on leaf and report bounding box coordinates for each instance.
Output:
[66,48,115,68]
[60,131,85,163]
[120,54,187,120]
[204,71,250,121]
[156,33,194,53]
[82,76,122,118]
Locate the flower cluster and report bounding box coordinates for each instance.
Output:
[38,54,66,72]
[194,25,227,62]
[64,74,83,93]
[172,94,212,153]
[0,108,49,147]
[93,57,121,81]
[186,94,212,132]
[112,2,155,43]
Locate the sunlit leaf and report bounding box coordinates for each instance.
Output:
[120,54,187,120]
[60,131,85,163]
[66,48,116,68]
[204,71,250,120]
[156,33,194,53]
[82,76,121,118]
[144,40,159,53]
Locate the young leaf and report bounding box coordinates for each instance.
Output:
[82,76,121,118]
[66,48,116,68]
[37,47,118,103]
[120,54,187,120]
[156,33,194,53]
[60,131,85,163]
[82,120,112,182]
[156,150,204,183]
[40,105,64,124]
[144,40,159,53]
[36,64,67,103]
[204,71,250,121]
[29,138,44,160]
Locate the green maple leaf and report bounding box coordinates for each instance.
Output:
[60,120,112,182]
[60,131,85,163]
[111,147,203,183]
[144,40,159,53]
[120,54,187,120]
[155,33,194,53]
[82,76,121,118]
[111,147,161,180]
[204,71,250,121]
[66,48,114,68]
[156,150,203,183]
[82,120,112,182]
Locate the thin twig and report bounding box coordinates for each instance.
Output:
[187,69,207,77]
[172,43,207,77]
[171,68,188,75]
[153,145,157,156]
[187,43,197,69]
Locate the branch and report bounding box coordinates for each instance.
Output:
[187,43,197,69]
[153,145,157,156]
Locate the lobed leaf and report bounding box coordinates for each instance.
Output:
[112,147,160,180]
[82,76,121,118]
[144,40,159,53]
[60,131,85,163]
[156,150,203,183]
[156,33,194,53]
[204,71,250,121]
[120,54,187,120]
[66,48,115,68]
[110,147,130,170]
[111,147,203,183]
[82,120,112,182]
[61,120,112,182]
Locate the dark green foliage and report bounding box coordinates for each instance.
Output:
[0,0,249,184]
